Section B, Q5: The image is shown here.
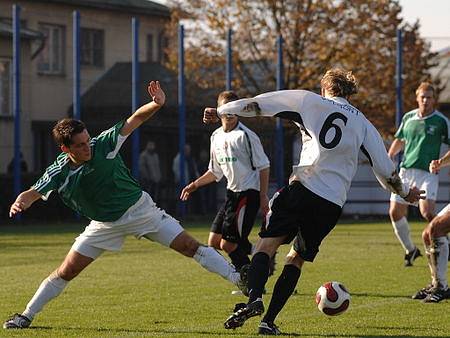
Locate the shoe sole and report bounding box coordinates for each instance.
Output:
[224,302,264,329]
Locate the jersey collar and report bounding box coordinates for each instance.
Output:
[415,109,437,120]
[329,96,349,105]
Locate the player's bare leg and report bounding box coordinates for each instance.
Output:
[4,250,96,329]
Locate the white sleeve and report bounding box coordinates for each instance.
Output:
[208,137,224,182]
[217,90,311,119]
[247,131,270,170]
[361,119,409,197]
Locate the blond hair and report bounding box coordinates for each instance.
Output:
[320,68,358,98]
[415,82,435,97]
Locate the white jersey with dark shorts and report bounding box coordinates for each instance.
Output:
[218,90,410,261]
[209,122,270,246]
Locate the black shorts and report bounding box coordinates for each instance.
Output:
[261,181,342,262]
[211,189,260,247]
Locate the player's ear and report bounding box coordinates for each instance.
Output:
[61,144,69,153]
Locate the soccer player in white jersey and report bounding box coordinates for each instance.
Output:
[205,69,425,335]
[412,151,450,302]
[388,82,450,267]
[3,81,244,330]
[181,91,270,274]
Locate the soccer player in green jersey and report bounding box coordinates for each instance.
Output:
[388,82,450,266]
[3,81,243,329]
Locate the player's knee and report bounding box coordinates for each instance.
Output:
[57,264,80,281]
[220,240,237,253]
[207,234,221,249]
[429,219,446,238]
[285,253,304,269]
[170,232,200,257]
[422,211,435,223]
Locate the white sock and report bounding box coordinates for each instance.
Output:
[22,274,68,320]
[432,236,449,289]
[391,217,415,253]
[193,246,240,286]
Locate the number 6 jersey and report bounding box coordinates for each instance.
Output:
[217,90,409,207]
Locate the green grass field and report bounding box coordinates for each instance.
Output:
[1,220,449,337]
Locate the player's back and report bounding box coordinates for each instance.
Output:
[218,89,388,207]
[290,91,367,207]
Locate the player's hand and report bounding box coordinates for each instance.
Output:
[148,81,165,106]
[9,198,30,218]
[180,182,198,201]
[429,159,441,174]
[260,194,270,216]
[403,186,426,204]
[203,108,219,124]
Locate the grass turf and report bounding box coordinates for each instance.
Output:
[1,219,449,337]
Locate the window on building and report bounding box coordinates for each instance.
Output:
[158,32,169,63]
[0,58,12,116]
[37,23,65,74]
[147,34,154,62]
[81,28,104,67]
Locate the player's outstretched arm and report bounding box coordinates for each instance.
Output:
[9,188,42,217]
[217,90,308,119]
[430,150,450,174]
[180,171,217,201]
[387,138,404,160]
[403,186,425,204]
[121,81,166,136]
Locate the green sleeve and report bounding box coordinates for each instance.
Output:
[92,120,127,155]
[31,153,68,200]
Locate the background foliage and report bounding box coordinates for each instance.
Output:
[165,0,437,136]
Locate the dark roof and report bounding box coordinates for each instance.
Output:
[41,0,170,17]
[78,62,216,128]
[0,21,44,40]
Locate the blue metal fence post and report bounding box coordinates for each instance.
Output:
[395,28,403,167]
[178,24,186,217]
[131,18,140,179]
[226,29,232,91]
[73,11,81,120]
[275,35,285,189]
[12,4,21,220]
[395,28,403,128]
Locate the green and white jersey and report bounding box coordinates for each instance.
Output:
[32,120,142,222]
[395,109,450,171]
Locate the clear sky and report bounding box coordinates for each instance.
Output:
[398,0,450,52]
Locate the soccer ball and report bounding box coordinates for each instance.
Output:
[315,281,350,316]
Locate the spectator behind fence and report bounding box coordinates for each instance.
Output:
[139,141,162,202]
[172,144,199,187]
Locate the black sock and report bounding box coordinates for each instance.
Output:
[263,264,301,324]
[248,252,270,303]
[228,247,250,270]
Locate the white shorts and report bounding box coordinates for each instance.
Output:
[390,168,439,205]
[71,192,184,259]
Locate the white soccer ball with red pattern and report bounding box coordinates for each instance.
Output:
[315,281,350,316]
